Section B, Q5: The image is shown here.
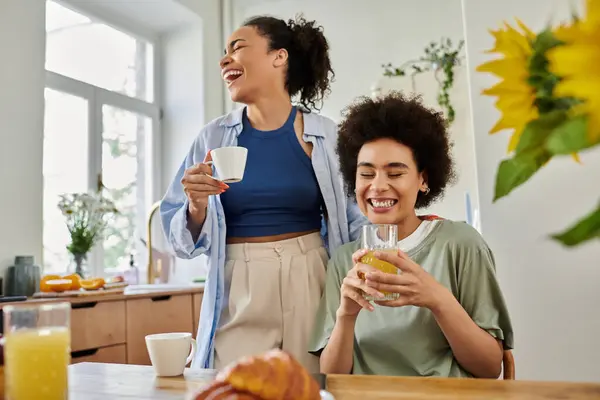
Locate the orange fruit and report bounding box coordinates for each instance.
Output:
[63,274,81,290]
[46,279,73,292]
[40,275,61,292]
[80,278,105,291]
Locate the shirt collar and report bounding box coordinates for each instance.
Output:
[219,105,326,138]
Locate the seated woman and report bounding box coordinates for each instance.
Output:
[309,92,514,378]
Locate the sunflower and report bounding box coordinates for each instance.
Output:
[477,19,538,153]
[547,0,600,142]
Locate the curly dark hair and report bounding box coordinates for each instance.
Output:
[243,15,334,112]
[336,91,456,209]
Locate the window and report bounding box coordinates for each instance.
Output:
[43,0,159,277]
[45,0,154,102]
[43,89,89,273]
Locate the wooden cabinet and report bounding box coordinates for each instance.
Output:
[71,344,127,364]
[71,300,126,352]
[125,293,195,365]
[0,288,203,366]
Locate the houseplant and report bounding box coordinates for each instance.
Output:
[382,38,465,123]
[58,191,118,277]
[477,0,600,247]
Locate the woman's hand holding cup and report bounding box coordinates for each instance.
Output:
[181,151,229,225]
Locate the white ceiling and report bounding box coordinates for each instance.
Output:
[64,0,201,35]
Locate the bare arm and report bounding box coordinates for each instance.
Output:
[320,255,382,375]
[186,206,207,242]
[431,290,503,379]
[319,314,357,374]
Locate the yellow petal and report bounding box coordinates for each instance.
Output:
[587,109,600,142]
[586,0,600,26]
[548,45,600,76]
[507,128,525,152]
[490,118,515,134]
[553,77,600,100]
[571,153,582,163]
[495,95,536,115]
[485,27,506,53]
[515,18,536,39]
[476,58,528,79]
[504,22,534,55]
[482,79,532,95]
[483,23,532,58]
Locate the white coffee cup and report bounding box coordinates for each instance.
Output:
[206,146,248,183]
[145,332,197,377]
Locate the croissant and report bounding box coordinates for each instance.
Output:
[192,349,321,400]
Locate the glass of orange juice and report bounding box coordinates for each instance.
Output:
[3,302,71,400]
[360,224,399,301]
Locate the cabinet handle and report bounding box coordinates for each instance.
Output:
[71,348,99,358]
[151,295,172,302]
[72,301,98,309]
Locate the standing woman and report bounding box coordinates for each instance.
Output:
[160,15,366,372]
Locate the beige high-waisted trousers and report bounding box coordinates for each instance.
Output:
[213,232,327,373]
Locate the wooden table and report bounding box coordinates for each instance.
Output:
[30,363,600,399]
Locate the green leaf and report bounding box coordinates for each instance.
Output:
[546,115,600,154]
[551,203,600,247]
[494,149,551,202]
[516,111,567,154]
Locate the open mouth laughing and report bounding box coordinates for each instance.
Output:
[367,198,398,213]
[222,69,243,87]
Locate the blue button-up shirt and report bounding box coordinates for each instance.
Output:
[160,107,367,368]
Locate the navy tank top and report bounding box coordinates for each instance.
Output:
[219,106,323,238]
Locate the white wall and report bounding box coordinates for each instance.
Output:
[158,0,226,281]
[161,26,205,199]
[233,0,465,122]
[376,67,480,224]
[0,0,46,272]
[176,0,225,123]
[463,0,600,382]
[160,25,209,282]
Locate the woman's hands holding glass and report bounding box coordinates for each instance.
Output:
[363,250,451,311]
[336,249,386,318]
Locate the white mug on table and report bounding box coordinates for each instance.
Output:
[145,332,197,377]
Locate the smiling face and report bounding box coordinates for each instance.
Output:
[220,26,288,104]
[355,138,428,225]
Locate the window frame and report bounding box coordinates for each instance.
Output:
[44,0,162,278]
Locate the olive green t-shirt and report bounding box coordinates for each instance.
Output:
[309,220,514,377]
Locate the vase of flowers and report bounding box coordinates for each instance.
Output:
[476,0,600,247]
[58,192,118,277]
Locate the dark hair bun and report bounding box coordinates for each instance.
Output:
[243,15,333,112]
[286,16,334,111]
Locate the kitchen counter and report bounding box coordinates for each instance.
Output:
[0,285,204,308]
[6,362,599,400]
